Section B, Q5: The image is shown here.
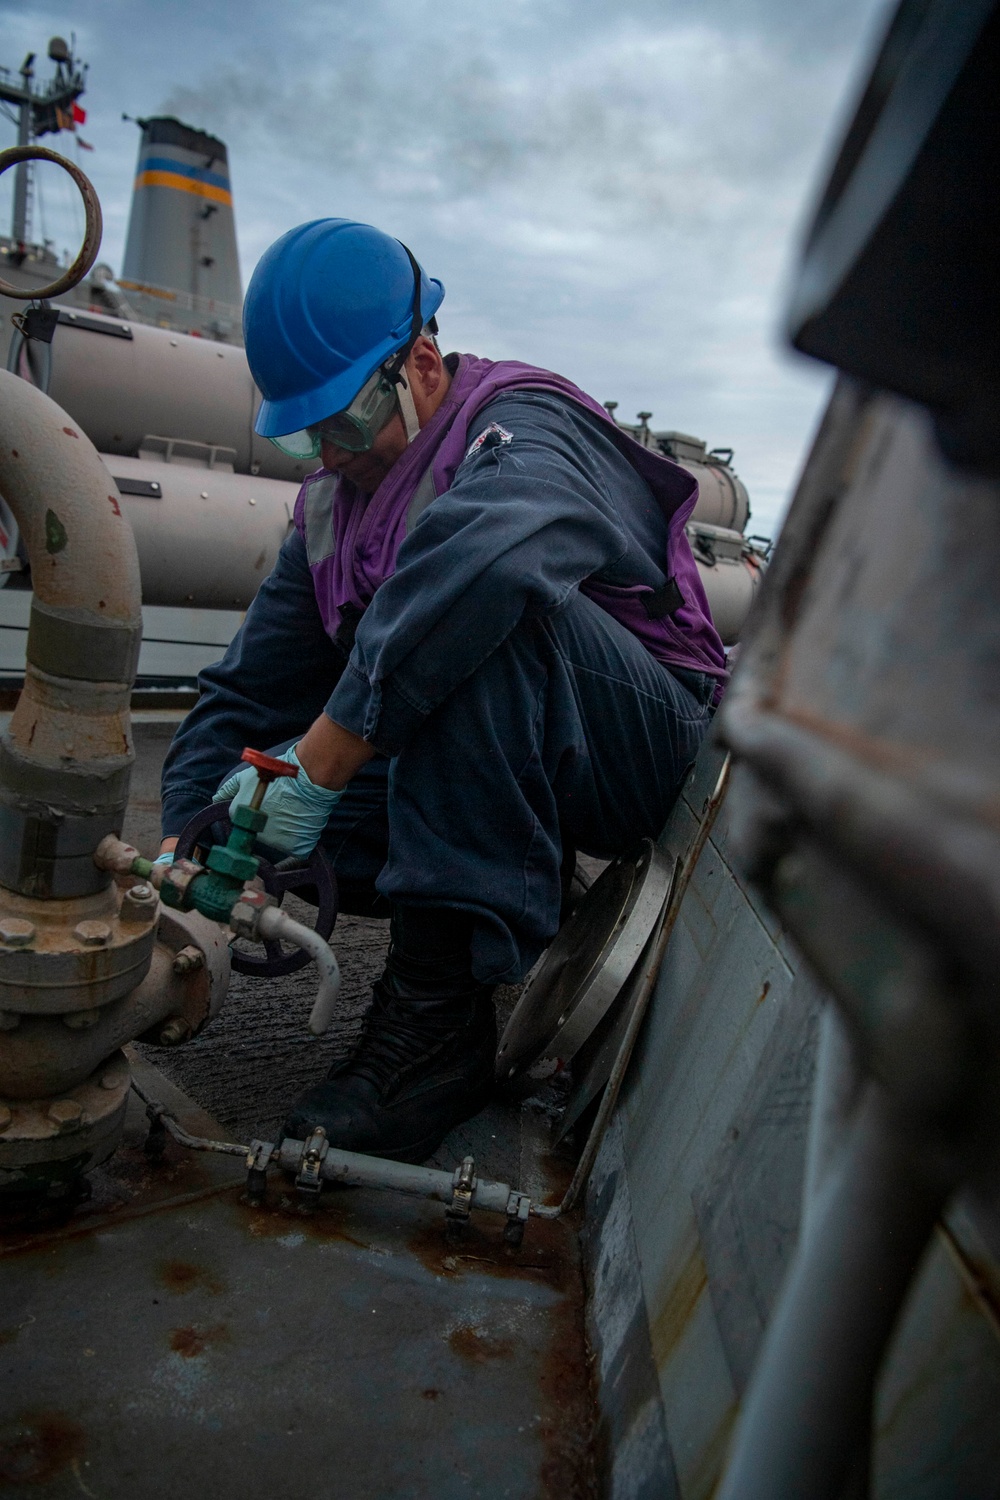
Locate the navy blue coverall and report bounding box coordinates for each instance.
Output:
[161,392,716,983]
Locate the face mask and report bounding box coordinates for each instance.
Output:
[268,366,401,459]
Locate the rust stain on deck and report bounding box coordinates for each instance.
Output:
[0,1410,86,1487]
[158,1258,224,1295]
[448,1325,515,1363]
[537,1269,599,1500]
[169,1323,228,1358]
[407,1212,574,1293]
[238,1195,370,1251]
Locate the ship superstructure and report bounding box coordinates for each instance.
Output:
[0,40,767,696]
[119,115,243,342]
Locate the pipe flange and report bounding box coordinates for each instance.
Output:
[0,886,156,1017]
[0,1049,129,1194]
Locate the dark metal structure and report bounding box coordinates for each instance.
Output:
[716,2,1000,1493]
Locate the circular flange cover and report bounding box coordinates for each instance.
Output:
[496,838,672,1084]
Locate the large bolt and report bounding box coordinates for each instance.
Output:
[121,883,158,924]
[0,917,35,947]
[0,1103,12,1131]
[48,1099,85,1133]
[172,946,204,976]
[159,1016,192,1046]
[73,920,112,946]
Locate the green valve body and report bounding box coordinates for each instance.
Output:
[157,803,268,924]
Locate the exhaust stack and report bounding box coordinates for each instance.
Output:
[120,116,243,342]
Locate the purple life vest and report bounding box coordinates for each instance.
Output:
[293,354,728,691]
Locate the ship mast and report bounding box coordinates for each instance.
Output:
[0,37,87,246]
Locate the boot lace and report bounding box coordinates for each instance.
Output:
[345,1003,465,1094]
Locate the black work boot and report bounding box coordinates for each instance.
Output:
[282,906,497,1163]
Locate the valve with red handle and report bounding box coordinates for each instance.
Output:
[238,747,301,812]
[169,748,339,976]
[93,744,342,1021]
[95,747,338,976]
[156,748,310,926]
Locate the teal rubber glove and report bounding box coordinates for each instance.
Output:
[153,851,175,867]
[213,745,343,859]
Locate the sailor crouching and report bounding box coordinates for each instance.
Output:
[156,218,727,1162]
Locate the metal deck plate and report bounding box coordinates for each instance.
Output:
[0,1073,595,1500]
[496,840,671,1086]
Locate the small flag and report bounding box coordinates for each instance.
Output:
[77,137,95,151]
[72,101,87,126]
[56,106,73,131]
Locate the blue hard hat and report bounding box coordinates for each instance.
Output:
[244,219,445,437]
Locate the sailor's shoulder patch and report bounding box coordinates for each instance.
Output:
[465,421,514,459]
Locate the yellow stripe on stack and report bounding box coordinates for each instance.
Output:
[135,170,233,206]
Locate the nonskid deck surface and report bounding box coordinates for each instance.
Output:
[0,718,597,1498]
[0,1075,593,1500]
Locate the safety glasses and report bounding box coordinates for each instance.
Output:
[268,366,401,460]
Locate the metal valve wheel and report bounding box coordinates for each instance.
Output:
[173,802,338,978]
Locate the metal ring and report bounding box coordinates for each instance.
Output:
[0,145,103,300]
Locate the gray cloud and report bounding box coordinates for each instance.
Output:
[161,4,859,232]
[1,0,890,534]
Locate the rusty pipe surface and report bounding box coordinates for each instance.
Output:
[0,370,142,899]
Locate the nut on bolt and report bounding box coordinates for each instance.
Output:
[172,945,205,976]
[48,1099,85,1133]
[0,917,35,947]
[159,1015,192,1047]
[161,860,203,905]
[121,881,158,924]
[229,888,276,941]
[73,919,112,946]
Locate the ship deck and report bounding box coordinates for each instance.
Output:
[0,715,597,1500]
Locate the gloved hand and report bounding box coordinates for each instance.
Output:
[153,851,175,867]
[213,744,343,859]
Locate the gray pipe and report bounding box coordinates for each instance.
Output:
[800,1004,866,1242]
[0,369,142,898]
[716,1079,948,1500]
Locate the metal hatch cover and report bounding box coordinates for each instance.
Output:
[496,839,672,1085]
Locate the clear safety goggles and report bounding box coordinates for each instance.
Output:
[268,366,401,460]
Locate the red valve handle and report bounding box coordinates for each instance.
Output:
[241,747,300,784]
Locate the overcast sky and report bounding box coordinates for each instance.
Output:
[2,0,890,537]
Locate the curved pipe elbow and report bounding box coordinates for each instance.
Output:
[0,370,142,775]
[255,906,341,1035]
[0,373,144,897]
[0,370,141,626]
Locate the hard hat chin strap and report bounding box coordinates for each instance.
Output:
[395,372,421,444]
[381,242,426,444]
